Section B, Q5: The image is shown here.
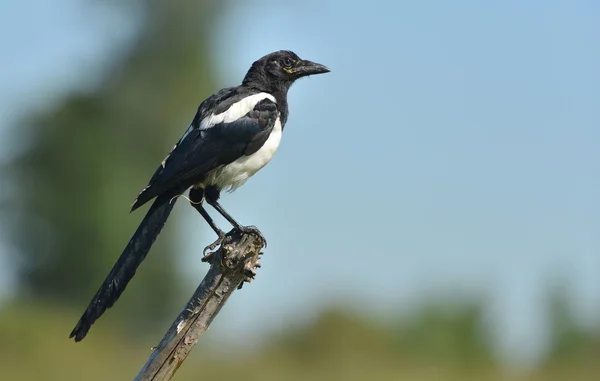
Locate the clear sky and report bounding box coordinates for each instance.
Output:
[1,0,599,367]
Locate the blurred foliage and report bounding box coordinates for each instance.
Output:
[0,0,224,333]
[543,284,600,369]
[0,293,598,381]
[393,301,494,367]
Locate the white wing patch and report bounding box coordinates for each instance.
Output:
[200,92,276,130]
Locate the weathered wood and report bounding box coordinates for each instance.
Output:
[134,228,265,381]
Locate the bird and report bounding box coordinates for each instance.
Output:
[69,50,330,342]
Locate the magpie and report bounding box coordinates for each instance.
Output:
[69,50,330,341]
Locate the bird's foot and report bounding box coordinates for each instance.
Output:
[202,231,226,258]
[236,225,267,247]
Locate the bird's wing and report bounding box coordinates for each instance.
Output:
[131,97,279,210]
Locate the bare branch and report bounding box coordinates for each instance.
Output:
[134,228,265,381]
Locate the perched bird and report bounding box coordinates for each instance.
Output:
[69,50,330,342]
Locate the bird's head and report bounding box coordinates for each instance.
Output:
[242,50,330,92]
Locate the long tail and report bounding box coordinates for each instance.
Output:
[70,188,182,342]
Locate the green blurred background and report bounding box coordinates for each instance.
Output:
[0,0,598,380]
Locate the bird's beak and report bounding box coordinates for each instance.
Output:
[292,60,330,78]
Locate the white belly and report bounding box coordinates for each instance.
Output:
[208,118,282,192]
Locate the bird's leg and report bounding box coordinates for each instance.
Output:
[204,186,267,247]
[203,187,242,229]
[189,188,226,254]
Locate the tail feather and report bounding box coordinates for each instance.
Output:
[70,188,183,342]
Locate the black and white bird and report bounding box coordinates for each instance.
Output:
[69,50,329,342]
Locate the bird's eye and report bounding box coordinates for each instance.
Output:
[282,57,293,68]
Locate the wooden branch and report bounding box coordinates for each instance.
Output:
[134,228,265,381]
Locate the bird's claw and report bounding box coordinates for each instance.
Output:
[202,232,226,258]
[237,225,267,247]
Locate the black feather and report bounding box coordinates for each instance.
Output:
[69,187,184,341]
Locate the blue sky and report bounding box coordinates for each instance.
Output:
[1,0,599,367]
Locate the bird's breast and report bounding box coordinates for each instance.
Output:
[209,118,282,192]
